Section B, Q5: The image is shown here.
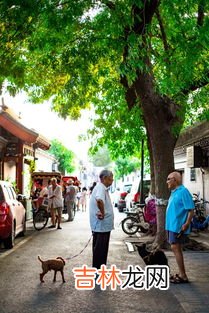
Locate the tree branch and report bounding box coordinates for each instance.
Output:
[120,1,160,109]
[197,0,205,27]
[182,72,209,95]
[132,0,160,35]
[155,8,170,52]
[101,1,115,10]
[120,76,138,109]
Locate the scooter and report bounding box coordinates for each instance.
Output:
[121,203,149,235]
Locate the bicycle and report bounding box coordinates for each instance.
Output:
[32,199,50,231]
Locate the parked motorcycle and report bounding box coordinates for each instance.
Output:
[191,193,209,231]
[121,203,150,235]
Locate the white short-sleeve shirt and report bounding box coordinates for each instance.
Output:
[48,185,63,208]
[89,182,114,232]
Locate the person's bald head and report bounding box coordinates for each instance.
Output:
[167,171,182,190]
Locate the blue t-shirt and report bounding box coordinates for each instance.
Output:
[165,185,194,234]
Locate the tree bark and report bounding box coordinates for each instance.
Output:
[134,72,184,246]
[119,2,185,247]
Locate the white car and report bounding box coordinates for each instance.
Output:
[0,181,26,249]
[111,184,132,212]
[125,177,150,211]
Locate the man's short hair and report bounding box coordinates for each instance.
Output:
[99,170,113,180]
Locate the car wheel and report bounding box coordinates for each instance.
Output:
[4,221,16,249]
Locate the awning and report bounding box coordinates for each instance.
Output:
[175,120,209,149]
[31,171,61,180]
[0,107,50,150]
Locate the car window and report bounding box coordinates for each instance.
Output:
[9,187,16,199]
[0,185,5,201]
[124,185,132,193]
[136,180,150,193]
[5,186,14,200]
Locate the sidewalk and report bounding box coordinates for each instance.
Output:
[122,229,209,313]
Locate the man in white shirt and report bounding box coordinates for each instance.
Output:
[48,178,63,229]
[89,170,114,269]
[65,179,77,221]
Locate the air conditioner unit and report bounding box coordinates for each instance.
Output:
[186,146,208,168]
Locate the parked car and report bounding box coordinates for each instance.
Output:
[125,177,150,211]
[115,183,132,212]
[0,181,26,249]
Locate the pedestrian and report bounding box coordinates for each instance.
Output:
[89,169,114,269]
[76,187,81,211]
[89,182,97,195]
[144,194,157,236]
[80,187,87,212]
[65,179,77,221]
[48,178,63,229]
[31,180,48,210]
[166,171,194,283]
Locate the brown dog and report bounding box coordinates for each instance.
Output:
[38,256,66,283]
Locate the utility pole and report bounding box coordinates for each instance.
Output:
[139,139,144,204]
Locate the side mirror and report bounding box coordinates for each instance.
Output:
[17,194,23,201]
[17,194,26,201]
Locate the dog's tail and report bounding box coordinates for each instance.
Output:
[56,257,65,265]
[38,255,44,263]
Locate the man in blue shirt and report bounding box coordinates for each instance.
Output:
[89,170,114,269]
[166,171,194,283]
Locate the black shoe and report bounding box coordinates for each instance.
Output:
[48,225,56,229]
[57,226,62,229]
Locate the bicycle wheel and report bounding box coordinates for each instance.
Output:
[33,209,49,231]
[122,217,139,235]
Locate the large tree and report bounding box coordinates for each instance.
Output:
[0,1,208,245]
[49,139,75,175]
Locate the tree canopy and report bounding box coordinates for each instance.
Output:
[1,3,208,98]
[89,145,112,167]
[0,1,208,156]
[49,139,75,174]
[114,156,140,179]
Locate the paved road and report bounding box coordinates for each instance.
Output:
[0,209,209,313]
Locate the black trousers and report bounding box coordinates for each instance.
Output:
[92,231,111,269]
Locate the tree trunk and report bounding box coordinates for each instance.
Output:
[145,116,176,247]
[135,73,184,247]
[146,132,155,195]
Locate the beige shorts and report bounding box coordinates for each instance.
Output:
[50,207,62,215]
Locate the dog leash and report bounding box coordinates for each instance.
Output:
[65,220,99,261]
[65,233,93,261]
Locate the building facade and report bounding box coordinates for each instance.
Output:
[174,120,209,213]
[0,102,56,197]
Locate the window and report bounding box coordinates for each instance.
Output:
[0,185,4,201]
[190,168,196,181]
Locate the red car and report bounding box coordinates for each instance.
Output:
[0,181,26,249]
[114,184,132,212]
